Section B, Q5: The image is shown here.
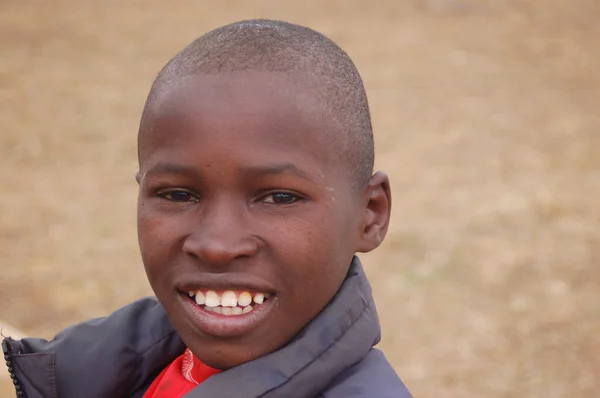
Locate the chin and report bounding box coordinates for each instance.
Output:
[190,343,264,370]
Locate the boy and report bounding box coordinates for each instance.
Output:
[2,20,412,397]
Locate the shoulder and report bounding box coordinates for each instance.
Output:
[5,297,185,397]
[321,348,413,398]
[37,296,177,357]
[11,297,172,351]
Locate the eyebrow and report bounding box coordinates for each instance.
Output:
[143,162,315,182]
[242,163,315,182]
[143,163,200,179]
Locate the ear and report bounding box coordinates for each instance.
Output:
[135,172,141,184]
[355,171,392,253]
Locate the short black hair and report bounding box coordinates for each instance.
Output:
[139,19,374,188]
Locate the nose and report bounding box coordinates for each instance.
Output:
[182,200,260,267]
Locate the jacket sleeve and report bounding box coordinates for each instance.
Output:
[2,297,184,398]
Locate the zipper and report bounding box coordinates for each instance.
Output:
[2,339,26,398]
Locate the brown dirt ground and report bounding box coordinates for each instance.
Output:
[1,1,599,396]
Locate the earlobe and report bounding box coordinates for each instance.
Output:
[356,171,392,253]
[135,172,142,184]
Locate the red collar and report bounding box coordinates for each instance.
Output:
[143,349,221,398]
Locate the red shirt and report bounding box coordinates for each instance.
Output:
[143,349,221,398]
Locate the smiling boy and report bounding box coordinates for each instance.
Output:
[2,20,412,397]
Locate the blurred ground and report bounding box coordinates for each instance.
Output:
[1,0,599,397]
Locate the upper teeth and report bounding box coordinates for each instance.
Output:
[189,290,270,308]
[238,292,252,307]
[205,291,220,307]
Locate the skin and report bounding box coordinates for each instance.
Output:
[136,71,391,369]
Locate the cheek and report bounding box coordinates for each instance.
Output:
[137,205,182,279]
[272,209,349,297]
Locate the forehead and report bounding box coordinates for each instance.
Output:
[140,72,341,172]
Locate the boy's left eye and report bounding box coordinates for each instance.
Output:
[261,192,300,205]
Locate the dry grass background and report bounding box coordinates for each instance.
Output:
[1,1,599,397]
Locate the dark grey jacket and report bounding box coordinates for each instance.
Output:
[3,258,412,397]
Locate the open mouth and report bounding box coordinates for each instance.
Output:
[186,289,272,316]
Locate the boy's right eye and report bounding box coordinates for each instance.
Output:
[158,189,200,203]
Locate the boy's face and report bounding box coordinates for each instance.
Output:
[137,72,389,369]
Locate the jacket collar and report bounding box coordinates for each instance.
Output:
[185,256,381,397]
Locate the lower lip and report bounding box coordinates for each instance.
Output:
[177,293,275,338]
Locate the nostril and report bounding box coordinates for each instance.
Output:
[182,232,260,266]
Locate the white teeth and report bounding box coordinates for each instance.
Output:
[232,307,243,315]
[221,307,233,315]
[194,289,268,312]
[221,291,237,307]
[195,291,205,305]
[205,291,220,307]
[238,292,252,307]
[253,292,264,304]
[242,305,253,314]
